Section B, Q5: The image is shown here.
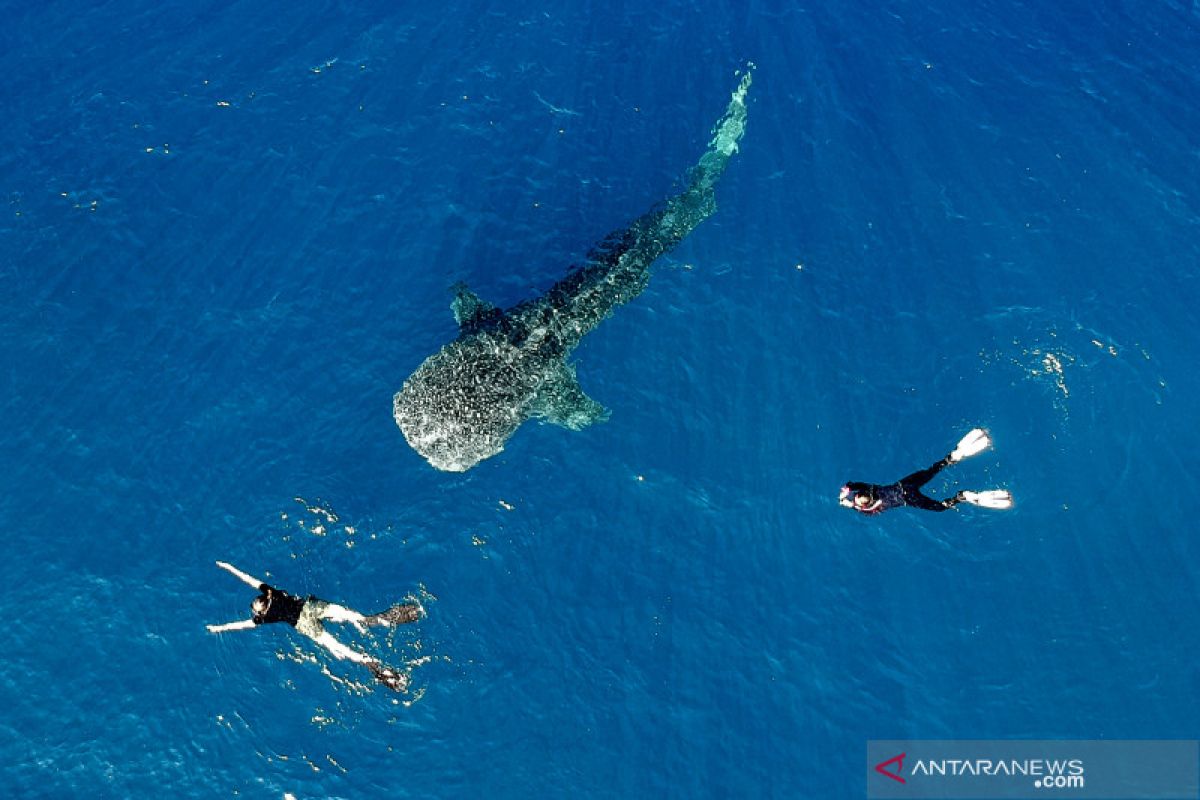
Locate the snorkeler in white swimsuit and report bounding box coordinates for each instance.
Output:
[206,561,420,692]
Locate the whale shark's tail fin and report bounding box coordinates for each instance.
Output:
[544,66,754,350]
[690,65,754,193]
[617,65,754,266]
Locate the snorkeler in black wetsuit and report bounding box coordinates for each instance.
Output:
[839,428,1013,515]
[206,561,421,692]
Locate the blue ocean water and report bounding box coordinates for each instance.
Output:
[3,0,1200,796]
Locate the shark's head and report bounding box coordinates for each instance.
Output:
[393,338,538,472]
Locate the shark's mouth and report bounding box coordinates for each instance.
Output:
[392,343,528,472]
[394,392,518,473]
[393,335,608,472]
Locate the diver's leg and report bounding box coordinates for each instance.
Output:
[320,600,422,631]
[312,631,409,691]
[907,491,962,512]
[312,631,373,665]
[317,603,369,634]
[320,603,367,624]
[900,457,953,490]
[902,429,994,489]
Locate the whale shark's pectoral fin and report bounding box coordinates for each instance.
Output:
[451,282,498,328]
[533,362,610,431]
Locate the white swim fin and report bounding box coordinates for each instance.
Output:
[950,428,991,462]
[960,489,1013,509]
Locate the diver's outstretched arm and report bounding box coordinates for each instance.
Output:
[215,561,264,589]
[207,619,256,633]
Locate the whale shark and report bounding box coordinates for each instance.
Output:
[394,69,753,472]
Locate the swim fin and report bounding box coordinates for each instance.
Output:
[960,489,1013,509]
[369,663,410,692]
[365,603,423,626]
[950,428,991,462]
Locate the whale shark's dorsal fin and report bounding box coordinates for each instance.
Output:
[532,361,610,430]
[451,282,498,328]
